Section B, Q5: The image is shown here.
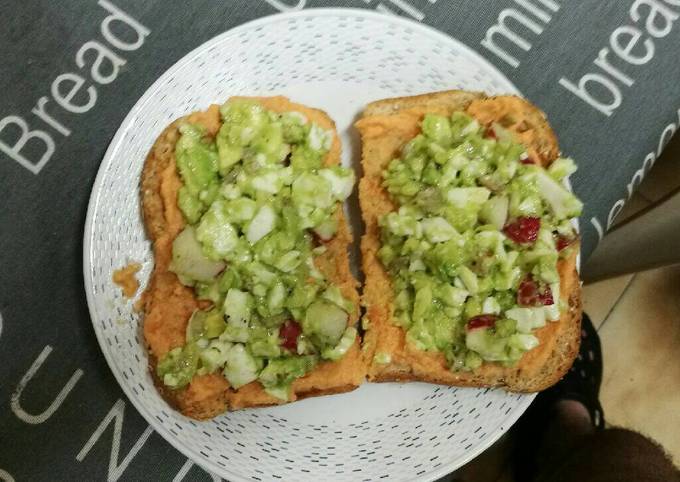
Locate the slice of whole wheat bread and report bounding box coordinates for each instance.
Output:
[355,90,581,392]
[140,97,365,419]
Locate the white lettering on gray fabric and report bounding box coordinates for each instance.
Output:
[590,217,604,242]
[657,120,676,156]
[31,97,72,137]
[481,0,559,68]
[631,0,679,38]
[10,345,84,424]
[0,116,56,175]
[51,73,98,114]
[76,40,128,85]
[627,151,657,199]
[0,0,149,175]
[591,106,679,239]
[607,199,626,230]
[558,73,623,117]
[98,0,151,51]
[593,43,636,87]
[76,399,154,482]
[173,460,222,482]
[559,0,679,116]
[610,26,655,66]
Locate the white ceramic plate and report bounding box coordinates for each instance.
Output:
[84,8,535,482]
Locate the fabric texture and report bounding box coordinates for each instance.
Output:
[1,1,680,480]
[536,428,680,482]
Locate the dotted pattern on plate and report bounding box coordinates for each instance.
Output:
[84,10,533,482]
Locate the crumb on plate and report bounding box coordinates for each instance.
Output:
[113,263,141,298]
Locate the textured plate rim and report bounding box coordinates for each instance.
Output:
[82,7,538,482]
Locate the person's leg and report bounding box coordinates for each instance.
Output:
[515,313,679,482]
[536,424,680,482]
[452,431,514,482]
[514,314,604,480]
[535,399,594,469]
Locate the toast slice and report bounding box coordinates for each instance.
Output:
[141,97,365,419]
[356,90,581,392]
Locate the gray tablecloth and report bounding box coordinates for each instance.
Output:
[1,1,679,480]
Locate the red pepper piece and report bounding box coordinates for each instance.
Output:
[503,217,541,244]
[467,314,498,330]
[279,320,302,351]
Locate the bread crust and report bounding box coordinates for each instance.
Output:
[356,90,582,392]
[139,90,582,418]
[141,97,364,419]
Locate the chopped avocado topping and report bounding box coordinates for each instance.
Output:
[222,344,262,388]
[175,124,220,224]
[258,355,318,400]
[321,326,357,361]
[170,226,226,284]
[156,343,200,389]
[159,99,356,391]
[186,308,227,341]
[378,112,581,370]
[304,300,349,346]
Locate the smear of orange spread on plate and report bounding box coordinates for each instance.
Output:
[113,263,142,298]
